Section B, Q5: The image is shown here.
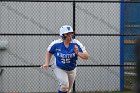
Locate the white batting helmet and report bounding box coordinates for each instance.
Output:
[59,25,73,36]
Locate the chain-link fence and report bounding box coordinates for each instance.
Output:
[0,0,139,93]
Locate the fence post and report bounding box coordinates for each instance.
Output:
[73,1,76,93]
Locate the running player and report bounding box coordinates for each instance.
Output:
[42,25,89,93]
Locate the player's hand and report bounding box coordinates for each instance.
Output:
[74,45,79,55]
[41,64,49,70]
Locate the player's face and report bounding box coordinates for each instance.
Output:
[64,32,74,41]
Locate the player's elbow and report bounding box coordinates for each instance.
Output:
[81,56,88,61]
[85,54,89,60]
[82,52,89,60]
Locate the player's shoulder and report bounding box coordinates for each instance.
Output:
[72,39,84,47]
[50,39,63,45]
[72,39,82,44]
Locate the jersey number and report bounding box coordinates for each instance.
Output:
[61,58,70,64]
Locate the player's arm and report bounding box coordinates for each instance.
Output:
[45,51,52,68]
[42,40,56,70]
[42,51,52,70]
[45,51,52,65]
[74,45,89,60]
[77,51,89,60]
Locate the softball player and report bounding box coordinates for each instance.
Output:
[42,25,89,93]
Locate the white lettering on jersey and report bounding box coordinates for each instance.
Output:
[57,53,75,59]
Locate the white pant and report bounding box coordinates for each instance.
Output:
[54,67,76,93]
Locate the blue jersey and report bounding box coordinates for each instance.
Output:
[47,39,85,71]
